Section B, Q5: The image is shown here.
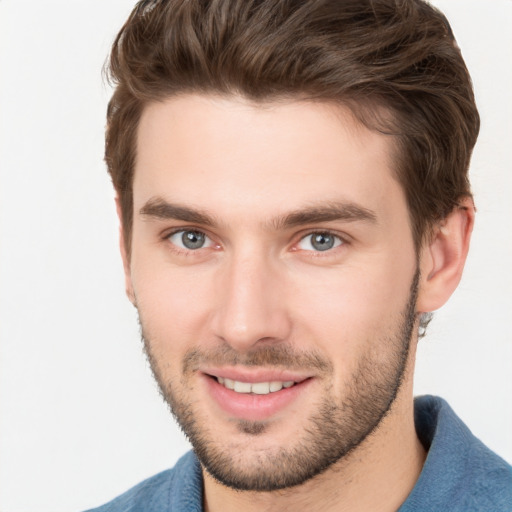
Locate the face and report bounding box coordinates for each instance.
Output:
[127,95,420,491]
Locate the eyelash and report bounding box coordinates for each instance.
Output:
[162,228,348,257]
[295,230,347,255]
[164,228,218,255]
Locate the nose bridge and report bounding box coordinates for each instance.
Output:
[212,244,290,350]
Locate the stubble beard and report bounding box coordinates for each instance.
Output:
[140,269,420,492]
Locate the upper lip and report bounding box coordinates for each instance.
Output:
[201,366,312,384]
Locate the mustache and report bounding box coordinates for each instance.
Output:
[182,344,333,375]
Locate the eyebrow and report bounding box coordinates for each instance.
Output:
[274,202,378,229]
[140,198,217,226]
[139,197,377,229]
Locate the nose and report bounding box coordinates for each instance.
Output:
[211,249,292,352]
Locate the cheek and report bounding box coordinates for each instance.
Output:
[131,259,216,357]
[288,258,415,355]
[288,275,412,397]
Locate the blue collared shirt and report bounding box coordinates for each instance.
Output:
[85,396,512,511]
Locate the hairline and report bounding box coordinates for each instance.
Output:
[121,91,423,257]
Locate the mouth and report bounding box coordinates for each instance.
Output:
[201,369,313,422]
[215,376,296,395]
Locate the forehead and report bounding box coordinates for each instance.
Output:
[133,94,404,226]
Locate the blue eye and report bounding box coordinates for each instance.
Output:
[297,232,343,252]
[168,230,213,250]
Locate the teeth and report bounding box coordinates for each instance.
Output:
[251,382,270,395]
[216,377,296,395]
[224,378,235,390]
[269,381,283,392]
[233,381,252,393]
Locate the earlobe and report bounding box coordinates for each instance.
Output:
[417,197,475,313]
[115,196,136,305]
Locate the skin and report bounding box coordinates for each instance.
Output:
[120,94,474,512]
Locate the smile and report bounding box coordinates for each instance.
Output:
[216,376,296,395]
[203,371,313,421]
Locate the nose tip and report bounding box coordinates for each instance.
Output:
[211,256,291,352]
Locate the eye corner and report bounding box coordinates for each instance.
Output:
[296,231,345,253]
[165,228,211,251]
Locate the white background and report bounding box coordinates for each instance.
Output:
[0,1,510,511]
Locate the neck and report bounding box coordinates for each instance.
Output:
[203,365,426,512]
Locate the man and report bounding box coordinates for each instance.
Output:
[87,0,512,510]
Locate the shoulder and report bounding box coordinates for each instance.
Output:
[83,451,203,512]
[400,395,512,512]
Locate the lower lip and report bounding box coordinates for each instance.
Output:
[203,375,312,422]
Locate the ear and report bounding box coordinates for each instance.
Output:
[416,197,475,313]
[115,196,136,305]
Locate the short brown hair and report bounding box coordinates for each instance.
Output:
[105,0,479,256]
